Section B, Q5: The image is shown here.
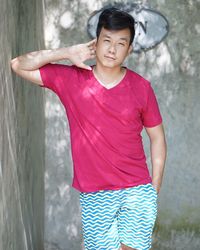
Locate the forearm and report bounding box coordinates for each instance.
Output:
[11,39,96,73]
[150,136,167,193]
[11,47,71,71]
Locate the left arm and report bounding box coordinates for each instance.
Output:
[145,123,167,194]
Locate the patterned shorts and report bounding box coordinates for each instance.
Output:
[79,183,158,250]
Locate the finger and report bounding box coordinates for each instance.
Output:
[90,52,95,57]
[88,38,96,44]
[89,48,96,54]
[87,38,97,47]
[88,51,96,59]
[78,62,92,71]
[89,54,96,60]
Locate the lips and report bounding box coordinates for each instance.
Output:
[104,55,116,60]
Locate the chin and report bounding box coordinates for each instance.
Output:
[101,60,119,68]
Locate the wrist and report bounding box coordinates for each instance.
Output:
[152,179,162,194]
[51,47,71,61]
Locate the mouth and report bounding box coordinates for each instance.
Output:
[104,55,116,60]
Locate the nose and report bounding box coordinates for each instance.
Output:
[108,43,116,54]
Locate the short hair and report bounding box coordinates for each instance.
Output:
[96,7,135,45]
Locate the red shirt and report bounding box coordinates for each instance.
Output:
[39,64,162,192]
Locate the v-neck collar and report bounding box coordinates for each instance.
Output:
[90,65,129,91]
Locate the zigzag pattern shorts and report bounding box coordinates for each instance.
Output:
[79,183,158,250]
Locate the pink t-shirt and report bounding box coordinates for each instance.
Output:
[39,64,162,193]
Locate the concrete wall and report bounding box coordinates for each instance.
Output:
[0,0,45,250]
[43,0,200,249]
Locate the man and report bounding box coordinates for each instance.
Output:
[11,7,167,250]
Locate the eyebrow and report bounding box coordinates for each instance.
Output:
[103,35,129,42]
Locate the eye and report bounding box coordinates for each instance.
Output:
[119,43,125,46]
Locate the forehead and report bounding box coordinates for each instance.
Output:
[99,27,131,41]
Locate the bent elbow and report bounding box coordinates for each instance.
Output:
[10,57,19,72]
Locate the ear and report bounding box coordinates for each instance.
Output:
[128,45,133,54]
[94,37,98,48]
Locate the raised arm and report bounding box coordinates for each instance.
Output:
[10,39,96,86]
[145,123,167,194]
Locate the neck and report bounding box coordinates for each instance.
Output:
[93,64,125,86]
[95,64,121,77]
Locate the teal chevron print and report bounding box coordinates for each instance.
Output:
[79,183,158,250]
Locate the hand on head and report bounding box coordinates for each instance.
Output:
[68,39,96,70]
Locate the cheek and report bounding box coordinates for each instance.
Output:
[95,46,102,56]
[116,48,129,58]
[96,44,106,56]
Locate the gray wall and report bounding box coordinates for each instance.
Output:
[43,0,200,250]
[0,0,45,250]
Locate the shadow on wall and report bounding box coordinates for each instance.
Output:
[0,0,45,250]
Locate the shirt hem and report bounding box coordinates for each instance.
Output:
[72,178,152,193]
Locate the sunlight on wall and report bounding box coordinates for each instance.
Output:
[43,1,200,249]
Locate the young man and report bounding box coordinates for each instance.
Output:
[11,7,167,250]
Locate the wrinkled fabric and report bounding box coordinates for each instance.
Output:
[39,64,162,192]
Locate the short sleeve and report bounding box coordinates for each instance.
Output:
[39,63,74,96]
[141,83,162,127]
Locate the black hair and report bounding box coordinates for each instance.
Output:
[96,7,135,45]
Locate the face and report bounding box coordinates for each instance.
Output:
[95,27,133,69]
